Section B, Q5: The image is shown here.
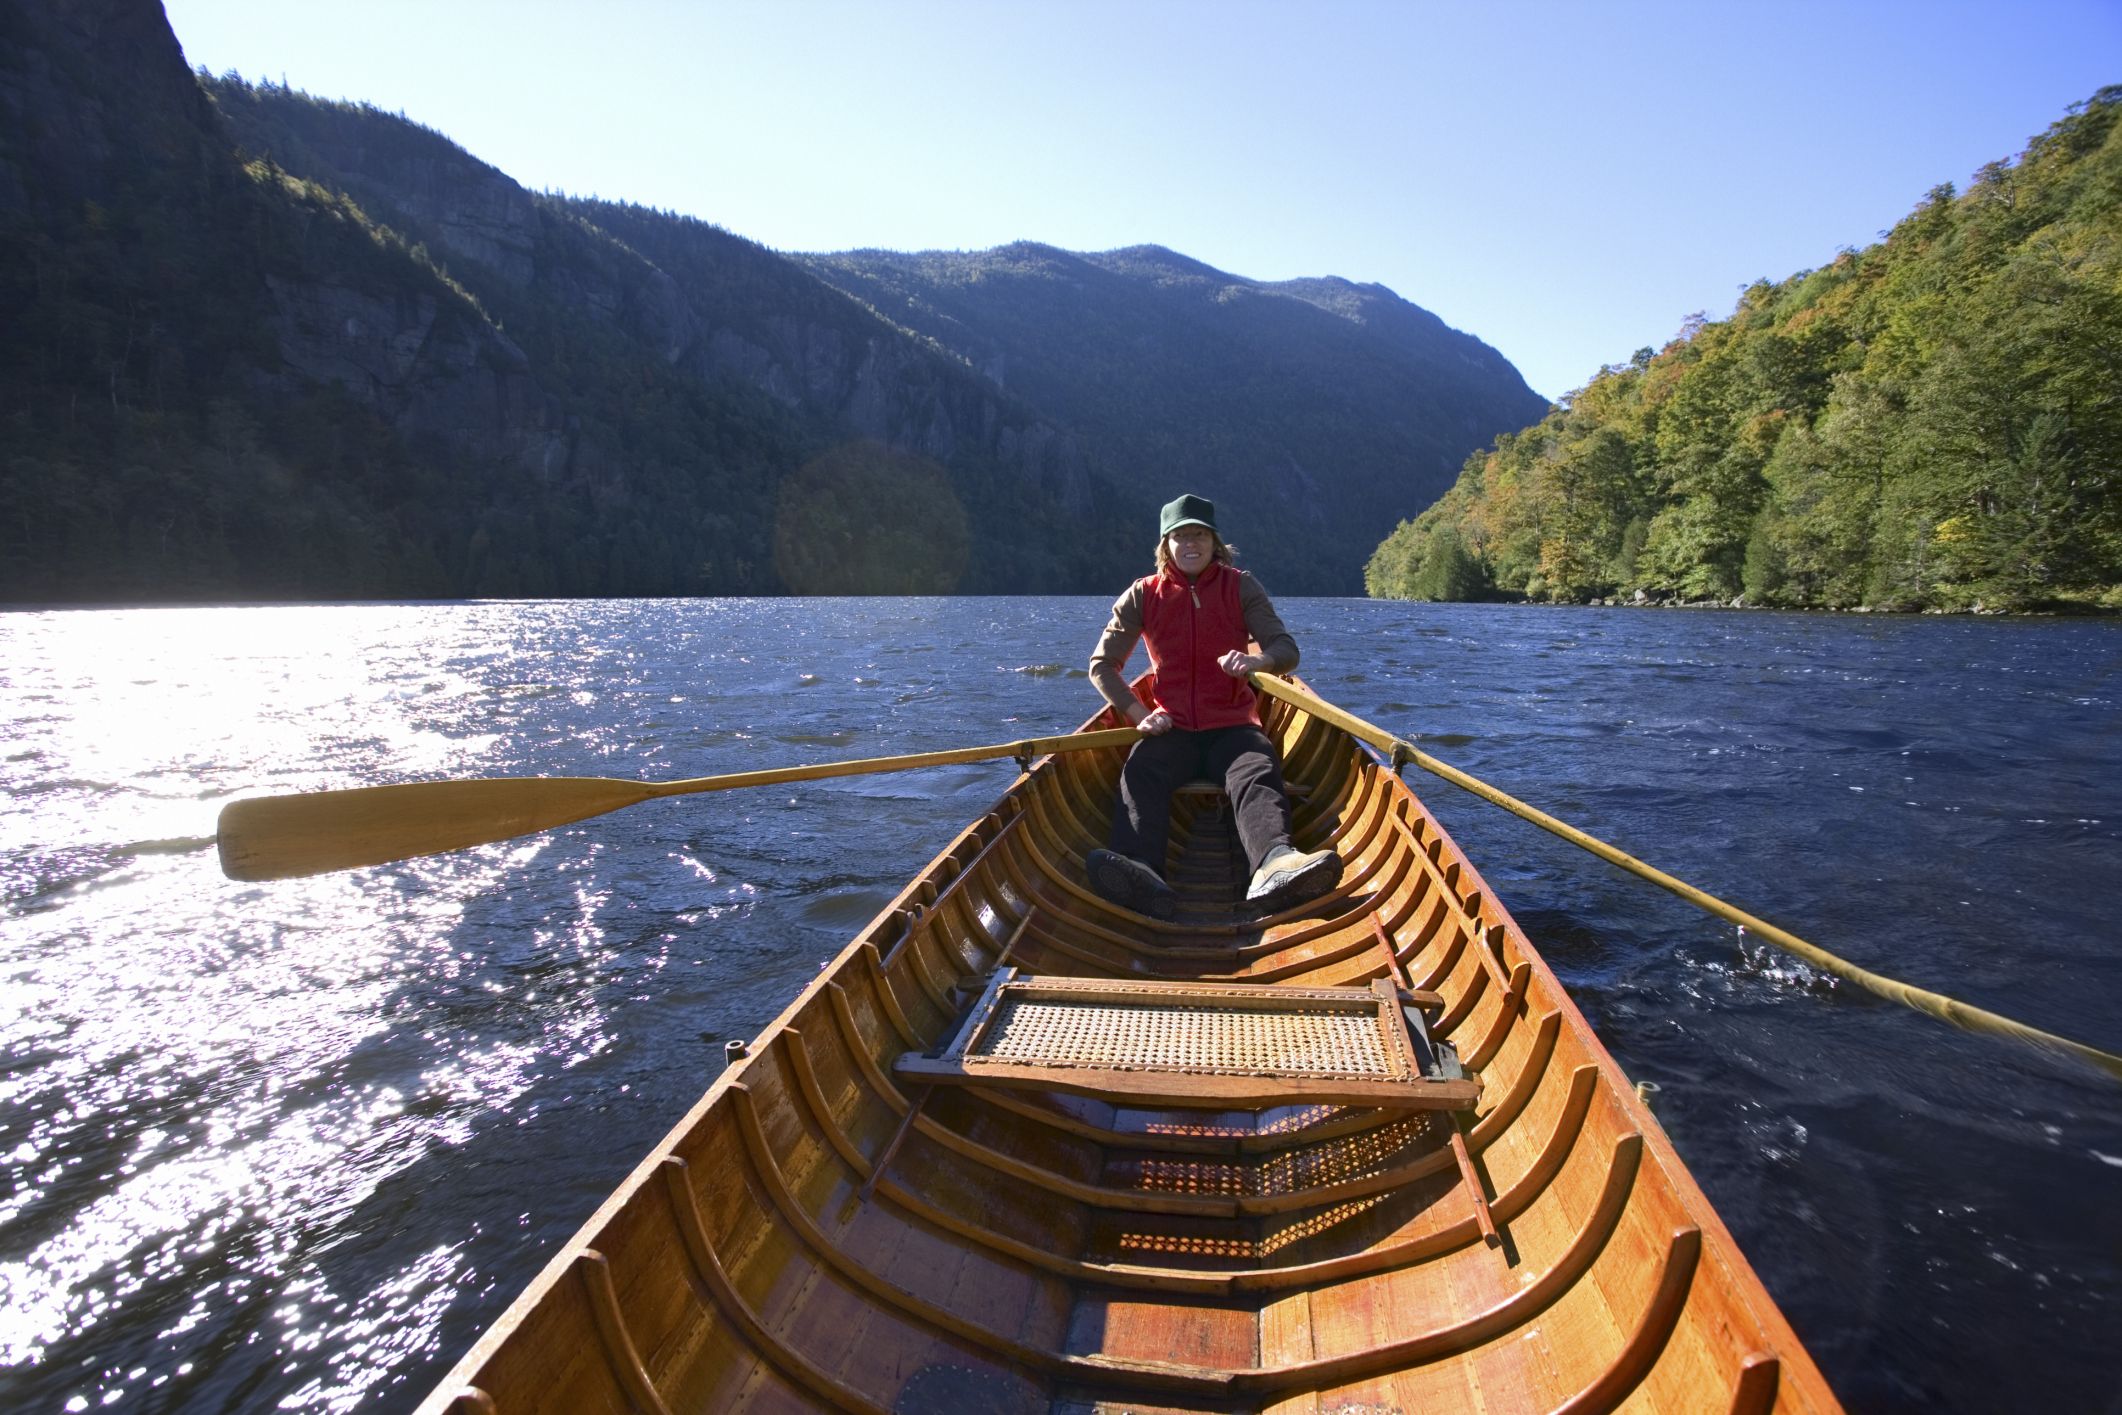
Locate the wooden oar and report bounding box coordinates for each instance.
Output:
[1251,672,2122,1083]
[217,726,1142,882]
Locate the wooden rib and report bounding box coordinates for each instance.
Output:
[775,917,1607,1301]
[822,977,1248,1217]
[875,808,1025,967]
[826,982,911,1113]
[1543,1227,1705,1415]
[1385,898,1449,983]
[657,1157,889,1415]
[727,1084,1074,1377]
[894,914,958,1016]
[1020,788,1208,935]
[927,887,988,978]
[1286,718,1352,797]
[891,1069,1476,1221]
[1226,1059,1604,1288]
[1433,944,1493,1036]
[1482,1064,1600,1208]
[1407,912,1469,994]
[1460,960,1535,1071]
[443,1392,497,1415]
[1468,1011,1565,1147]
[914,907,982,999]
[1411,829,1489,947]
[781,1039,1601,1298]
[855,941,927,1046]
[1367,913,1416,990]
[1005,910,1155,979]
[1302,770,1367,846]
[746,1060,1655,1391]
[794,1007,1380,1271]
[1063,1132,1650,1395]
[782,1028,877,1178]
[1398,814,1506,984]
[577,1250,674,1415]
[1236,888,1426,986]
[1101,1069,1586,1288]
[1004,846,1393,976]
[853,911,1044,1207]
[1727,1353,1783,1415]
[1370,910,1500,1248]
[993,821,1170,949]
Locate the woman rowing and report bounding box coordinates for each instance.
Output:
[1085,494,1342,920]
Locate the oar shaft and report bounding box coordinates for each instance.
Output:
[1252,674,2122,1082]
[219,726,1142,882]
[640,728,1141,799]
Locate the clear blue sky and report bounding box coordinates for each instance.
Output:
[163,0,2117,401]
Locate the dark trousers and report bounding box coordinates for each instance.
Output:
[1110,725,1292,878]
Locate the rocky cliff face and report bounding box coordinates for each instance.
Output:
[5,0,570,469]
[0,0,224,219]
[210,83,1118,538]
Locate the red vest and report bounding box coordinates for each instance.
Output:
[1138,561,1260,731]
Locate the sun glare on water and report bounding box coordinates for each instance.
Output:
[0,604,584,1406]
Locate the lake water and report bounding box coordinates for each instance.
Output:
[1,598,2118,1413]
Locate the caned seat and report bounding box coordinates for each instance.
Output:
[896,970,1478,1110]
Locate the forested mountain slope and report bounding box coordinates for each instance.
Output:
[200,76,1134,596]
[0,0,1545,602]
[1,0,1146,600]
[1368,89,2122,612]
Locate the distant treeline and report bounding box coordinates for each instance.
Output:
[1367,89,2122,612]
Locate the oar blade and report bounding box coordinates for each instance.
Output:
[217,776,654,881]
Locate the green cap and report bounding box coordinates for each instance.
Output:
[1159,493,1217,537]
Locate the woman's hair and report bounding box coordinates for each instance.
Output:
[1154,531,1237,575]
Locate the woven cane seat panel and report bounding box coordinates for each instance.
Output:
[978,998,1397,1078]
[895,970,1481,1110]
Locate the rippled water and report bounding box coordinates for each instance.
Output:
[1,599,2117,1413]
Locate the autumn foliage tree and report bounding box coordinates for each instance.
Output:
[1369,89,2122,612]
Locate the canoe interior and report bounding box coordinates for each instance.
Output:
[418,687,1842,1414]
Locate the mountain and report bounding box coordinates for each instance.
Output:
[801,244,1547,593]
[0,0,1547,603]
[1367,89,2122,613]
[199,74,1133,596]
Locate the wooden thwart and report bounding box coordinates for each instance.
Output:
[896,972,1481,1110]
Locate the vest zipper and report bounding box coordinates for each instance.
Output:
[1188,578,1199,725]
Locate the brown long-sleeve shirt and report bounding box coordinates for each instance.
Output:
[1089,571,1299,723]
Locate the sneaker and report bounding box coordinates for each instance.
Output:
[1086,848,1178,921]
[1246,845,1342,913]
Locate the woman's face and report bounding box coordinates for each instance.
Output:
[1165,525,1216,578]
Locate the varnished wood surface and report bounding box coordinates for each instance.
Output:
[415,685,1844,1415]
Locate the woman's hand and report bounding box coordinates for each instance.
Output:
[1135,707,1174,736]
[1218,650,1266,678]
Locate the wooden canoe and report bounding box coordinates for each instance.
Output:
[416,683,1843,1414]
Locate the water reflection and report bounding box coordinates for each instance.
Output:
[1,605,588,1409]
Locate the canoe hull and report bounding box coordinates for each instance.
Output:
[418,684,1841,1414]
